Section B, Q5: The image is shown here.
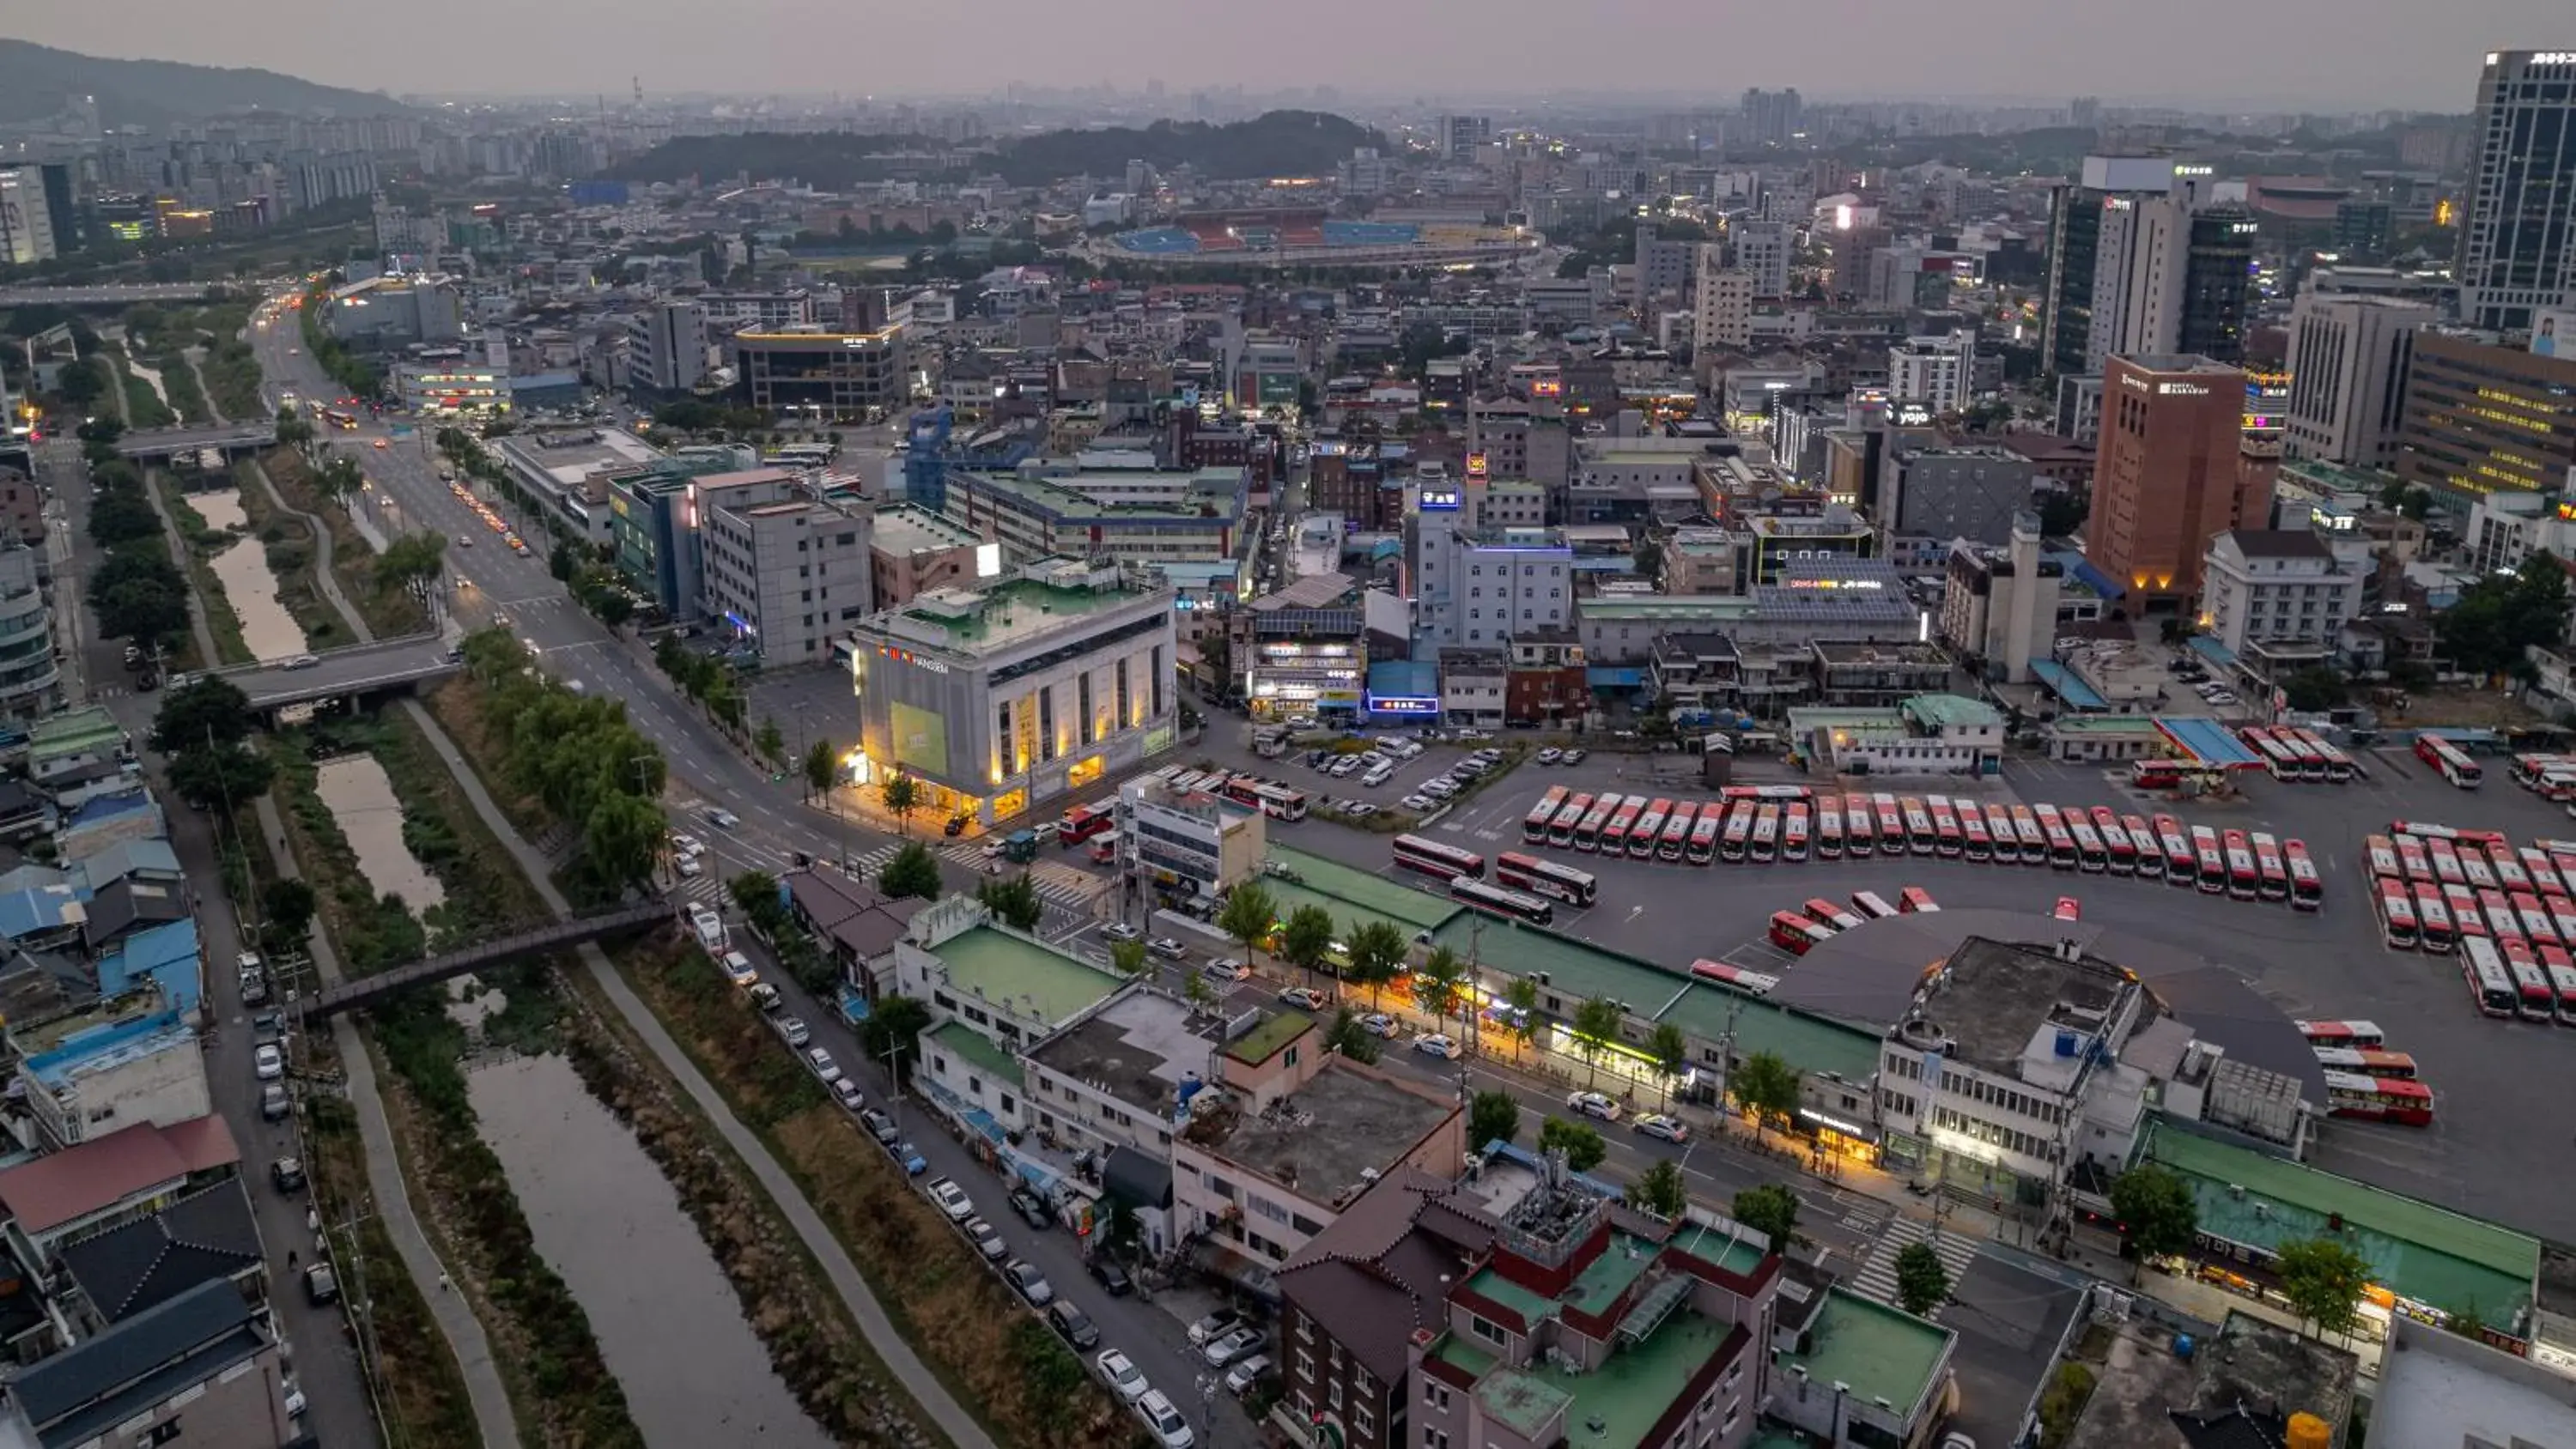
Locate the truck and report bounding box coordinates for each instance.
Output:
[1000,829,1041,864]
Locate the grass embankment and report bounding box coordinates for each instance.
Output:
[213,808,483,1448]
[418,677,551,840]
[149,471,253,666]
[264,706,646,1447]
[109,353,178,428]
[601,940,1132,1449]
[147,346,213,424]
[259,446,430,639]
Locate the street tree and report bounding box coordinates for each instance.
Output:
[1342,918,1410,1005]
[755,716,787,771]
[2107,1164,2200,1283]
[1216,882,1278,975]
[1732,1183,1800,1253]
[1731,1050,1803,1141]
[1325,1008,1382,1064]
[1503,977,1541,1062]
[150,676,257,752]
[1279,904,1336,986]
[1571,996,1626,1088]
[1110,938,1150,978]
[376,531,447,602]
[1468,1089,1522,1150]
[85,486,161,548]
[1182,970,1218,1015]
[1413,946,1470,1042]
[1537,1117,1607,1173]
[879,772,920,835]
[727,870,788,936]
[878,840,943,900]
[259,878,317,955]
[580,791,669,895]
[2275,1237,2372,1342]
[976,873,1044,931]
[1645,1022,1690,1108]
[857,995,934,1081]
[167,741,275,811]
[1895,1241,1950,1316]
[1627,1160,1688,1219]
[803,737,838,802]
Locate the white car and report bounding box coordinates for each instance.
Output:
[675,854,703,878]
[1136,1389,1196,1449]
[671,833,705,858]
[1361,765,1395,788]
[1103,922,1142,943]
[1147,937,1188,961]
[1536,748,1563,765]
[777,1016,811,1047]
[831,1077,865,1110]
[804,1048,842,1084]
[927,1177,975,1222]
[1413,1033,1459,1058]
[1096,1348,1150,1404]
[1224,1353,1273,1396]
[706,807,740,829]
[1633,1113,1690,1143]
[254,1045,284,1080]
[721,950,757,986]
[1358,1013,1400,1037]
[1329,756,1361,777]
[1202,958,1251,982]
[1400,793,1437,811]
[689,905,725,949]
[1566,1090,1622,1122]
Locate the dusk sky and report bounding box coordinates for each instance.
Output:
[11,1,2567,112]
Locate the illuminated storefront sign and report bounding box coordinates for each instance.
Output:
[1465,452,1490,478]
[2159,382,2209,396]
[878,645,951,675]
[1419,488,1462,511]
[1367,694,1440,714]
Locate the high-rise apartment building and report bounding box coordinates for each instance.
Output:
[2093,355,2266,611]
[1439,114,1492,162]
[1741,88,1803,146]
[1692,250,1753,355]
[2281,294,2432,468]
[0,167,58,264]
[2044,157,2174,376]
[2394,330,2576,500]
[2044,158,2253,374]
[1730,219,1794,298]
[1888,330,1978,417]
[1632,226,1698,312]
[2457,51,2576,329]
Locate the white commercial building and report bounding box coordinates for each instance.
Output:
[1888,330,1978,417]
[695,469,874,664]
[1939,516,2065,684]
[1412,523,1573,649]
[626,301,708,394]
[1692,252,1754,355]
[2197,528,2366,660]
[2282,294,2431,468]
[1116,773,1265,911]
[1732,219,1795,299]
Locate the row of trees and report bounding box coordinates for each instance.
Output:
[2107,1162,2383,1342]
[455,628,668,896]
[76,419,195,649]
[148,675,278,816]
[551,540,637,629]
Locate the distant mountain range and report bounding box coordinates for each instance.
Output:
[0,39,404,126]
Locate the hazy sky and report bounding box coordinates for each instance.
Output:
[15,0,2566,112]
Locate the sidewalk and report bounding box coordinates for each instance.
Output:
[392,699,999,1449]
[258,793,521,1449]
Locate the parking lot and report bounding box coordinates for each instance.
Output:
[1267,743,2576,1244]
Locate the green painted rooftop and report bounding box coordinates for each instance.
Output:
[1518,1313,1735,1449]
[1464,1264,1558,1324]
[1224,1010,1313,1064]
[1562,1232,1661,1317]
[1666,1219,1772,1278]
[1783,1288,1952,1421]
[1266,847,1461,932]
[885,577,1144,652]
[925,927,1122,1024]
[927,1019,1024,1088]
[2148,1124,2539,1321]
[1902,694,2003,729]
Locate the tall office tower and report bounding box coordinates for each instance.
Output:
[1439,115,1492,163]
[2126,181,2257,364]
[2041,156,2176,378]
[0,167,58,264]
[2093,355,2261,613]
[1692,249,1753,355]
[2457,51,2576,329]
[1731,220,1794,298]
[2281,294,2432,467]
[2395,330,2576,500]
[1740,88,1803,147]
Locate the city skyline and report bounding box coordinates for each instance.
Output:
[6,3,2566,115]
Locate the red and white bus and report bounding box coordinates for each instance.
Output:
[2313,1046,2421,1080]
[2251,833,2289,903]
[1547,791,1595,848]
[1394,834,1486,881]
[2447,884,2492,949]
[2244,727,2304,781]
[1959,805,1993,863]
[1750,804,1783,863]
[2363,834,2402,881]
[1768,911,1837,955]
[1851,891,1900,919]
[2190,826,2227,894]
[2393,821,2510,847]
[2297,1019,2387,1050]
[1899,796,1936,856]
[2292,730,2356,783]
[1873,793,1905,851]
[2395,834,2434,884]
[2462,936,2518,1017]
[2476,886,2521,946]
[2285,840,2323,912]
[1844,794,1877,858]
[2132,759,2190,790]
[2154,815,2195,884]
[2068,816,2109,874]
[1571,794,1625,852]
[2539,943,2576,1023]
[2375,881,2419,949]
[1686,807,1723,866]
[1602,797,1648,857]
[1985,803,2022,865]
[2324,1072,2436,1126]
[2488,842,2532,892]
[1688,959,1782,996]
[1659,801,1700,862]
[1783,803,1812,863]
[2221,830,2260,900]
[2415,882,2458,953]
[1495,852,1598,907]
[1058,804,1116,846]
[1899,887,1941,913]
[1525,786,1571,845]
[2512,890,2561,949]
[1802,897,1865,931]
[2427,838,2466,888]
[2034,804,2079,870]
[1929,797,1964,858]
[2461,845,2499,891]
[1626,798,1672,859]
[2279,732,2327,782]
[1720,802,1756,864]
[2548,896,2576,950]
[1720,784,1816,805]
[2511,753,2576,790]
[2416,735,2485,789]
[1254,783,1311,821]
[1449,876,1555,927]
[2091,807,2138,876]
[2121,814,2160,881]
[2504,937,2557,1021]
[1816,798,1845,860]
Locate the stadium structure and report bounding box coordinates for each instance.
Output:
[1091,207,1537,270]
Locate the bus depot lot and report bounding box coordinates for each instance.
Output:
[1281,734,1503,808]
[1412,751,2576,1245]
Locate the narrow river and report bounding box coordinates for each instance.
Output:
[185,482,311,663]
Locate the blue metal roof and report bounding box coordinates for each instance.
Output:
[2187,635,2240,670]
[2154,715,2263,768]
[2030,659,2109,711]
[1586,666,1646,688]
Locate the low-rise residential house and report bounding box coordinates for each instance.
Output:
[0,1280,297,1448]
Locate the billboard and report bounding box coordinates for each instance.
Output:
[891,702,950,777]
[2535,308,2576,358]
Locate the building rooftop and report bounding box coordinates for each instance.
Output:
[1266,848,1461,933]
[2144,1122,2538,1323]
[922,926,1123,1026]
[1779,1288,1953,1425]
[1029,990,1217,1114]
[1487,1312,1736,1449]
[956,466,1242,524]
[866,562,1163,657]
[0,1117,240,1236]
[8,1280,268,1449]
[2373,1315,2576,1449]
[2115,355,2243,376]
[1184,1060,1455,1211]
[2065,1313,2355,1449]
[927,1018,1024,1088]
[1911,936,2129,1077]
[1900,694,2005,731]
[1812,640,1948,666]
[1223,1010,1315,1067]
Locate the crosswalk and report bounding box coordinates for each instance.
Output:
[839,841,1108,912]
[1847,1214,1979,1309]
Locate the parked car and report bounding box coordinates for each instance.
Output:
[675,854,704,878]
[270,1157,306,1192]
[1090,1258,1134,1296]
[1633,1113,1690,1143]
[1202,1325,1266,1367]
[1147,937,1188,961]
[1135,1390,1195,1449]
[1048,1300,1101,1349]
[303,1264,339,1306]
[1560,748,1589,765]
[1400,793,1437,811]
[261,1085,291,1121]
[1096,1349,1150,1404]
[1328,756,1361,777]
[1187,1308,1243,1347]
[1412,1033,1459,1059]
[1224,1354,1274,1396]
[1103,922,1142,943]
[1009,1186,1054,1230]
[964,1217,1007,1260]
[720,950,757,986]
[777,1016,812,1048]
[689,905,725,949]
[858,1107,900,1144]
[928,1178,975,1222]
[1004,1259,1056,1307]
[830,1077,865,1111]
[804,1048,842,1084]
[892,1141,928,1175]
[1566,1090,1622,1122]
[1358,1013,1400,1038]
[1201,957,1250,982]
[1278,986,1330,1011]
[1361,765,1395,787]
[745,982,781,1014]
[1536,748,1563,765]
[253,1045,284,1081]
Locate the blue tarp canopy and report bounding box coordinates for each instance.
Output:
[2154,715,2263,768]
[2030,659,2109,711]
[2188,635,2239,670]
[1585,667,1646,688]
[837,985,870,1022]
